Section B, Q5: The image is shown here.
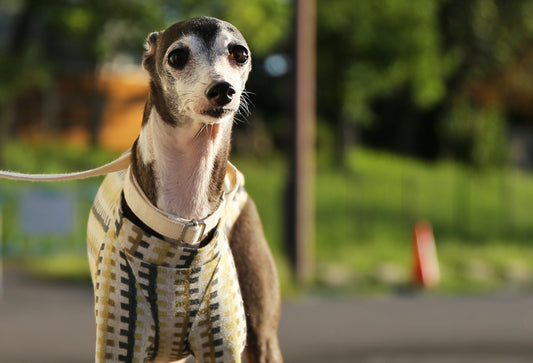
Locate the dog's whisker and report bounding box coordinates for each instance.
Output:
[242,90,256,99]
[194,123,208,139]
[238,90,254,118]
[233,113,249,126]
[237,103,251,118]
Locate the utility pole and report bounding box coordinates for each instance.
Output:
[287,0,316,284]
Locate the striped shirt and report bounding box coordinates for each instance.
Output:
[87,167,248,362]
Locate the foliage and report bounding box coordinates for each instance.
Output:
[441,101,508,168]
[316,0,533,168]
[316,0,533,126]
[1,140,118,173]
[44,0,165,56]
[0,0,161,105]
[442,0,533,74]
[317,0,458,125]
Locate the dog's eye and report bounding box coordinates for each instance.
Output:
[168,48,189,69]
[229,45,249,64]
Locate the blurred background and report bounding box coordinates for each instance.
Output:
[3,0,533,361]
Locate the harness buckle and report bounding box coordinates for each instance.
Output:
[180,219,207,244]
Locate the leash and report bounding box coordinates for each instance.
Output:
[0,150,131,181]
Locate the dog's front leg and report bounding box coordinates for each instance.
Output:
[229,198,283,363]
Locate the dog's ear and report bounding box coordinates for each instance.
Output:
[143,31,160,73]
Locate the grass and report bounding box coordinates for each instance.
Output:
[237,148,533,295]
[17,255,91,282]
[346,151,533,293]
[3,141,533,295]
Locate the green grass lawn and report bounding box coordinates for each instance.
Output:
[236,148,533,295]
[3,141,533,295]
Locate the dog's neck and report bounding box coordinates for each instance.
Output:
[131,103,231,221]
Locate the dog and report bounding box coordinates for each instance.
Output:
[0,16,281,363]
[84,17,283,363]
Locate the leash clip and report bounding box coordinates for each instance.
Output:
[180,219,207,244]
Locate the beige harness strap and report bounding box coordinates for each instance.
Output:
[0,150,131,181]
[123,162,243,245]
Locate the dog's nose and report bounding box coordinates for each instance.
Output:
[206,81,236,107]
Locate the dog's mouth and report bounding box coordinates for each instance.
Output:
[202,107,234,119]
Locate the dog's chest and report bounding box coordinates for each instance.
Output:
[87,170,248,362]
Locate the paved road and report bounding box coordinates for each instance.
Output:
[1,269,533,362]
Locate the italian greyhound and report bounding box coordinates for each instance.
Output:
[89,17,282,362]
[0,17,282,363]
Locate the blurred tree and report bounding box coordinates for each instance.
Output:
[0,0,167,102]
[437,0,533,168]
[0,0,289,157]
[317,0,458,167]
[440,0,533,83]
[0,0,167,156]
[441,100,508,168]
[317,0,533,168]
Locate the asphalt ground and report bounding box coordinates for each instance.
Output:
[1,269,533,363]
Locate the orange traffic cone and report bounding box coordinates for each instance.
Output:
[412,221,440,288]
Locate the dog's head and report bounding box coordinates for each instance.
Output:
[143,17,252,127]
